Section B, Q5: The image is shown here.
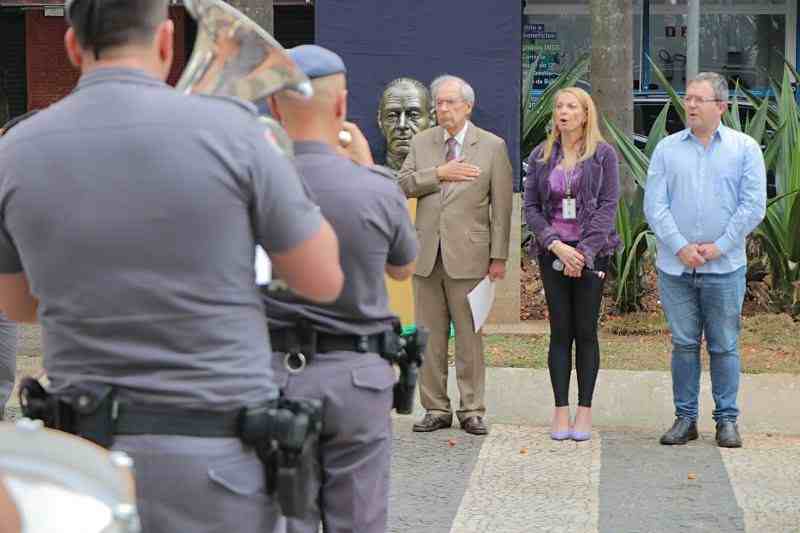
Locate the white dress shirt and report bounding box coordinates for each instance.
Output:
[444,121,470,159]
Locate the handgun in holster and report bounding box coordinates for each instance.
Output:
[239,396,323,518]
[18,377,117,448]
[380,323,429,414]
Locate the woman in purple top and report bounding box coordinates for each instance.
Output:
[524,87,621,442]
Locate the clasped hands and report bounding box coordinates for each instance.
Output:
[677,243,722,268]
[551,241,584,278]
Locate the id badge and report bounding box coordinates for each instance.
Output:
[562,198,577,220]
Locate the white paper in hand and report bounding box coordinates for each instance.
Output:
[255,246,272,285]
[467,275,495,333]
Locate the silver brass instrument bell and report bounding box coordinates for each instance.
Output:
[176,0,312,105]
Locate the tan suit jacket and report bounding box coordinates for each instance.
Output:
[398,123,513,279]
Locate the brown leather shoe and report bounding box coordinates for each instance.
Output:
[412,413,452,432]
[461,416,488,435]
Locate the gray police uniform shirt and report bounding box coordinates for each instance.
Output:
[0,68,322,411]
[262,141,417,336]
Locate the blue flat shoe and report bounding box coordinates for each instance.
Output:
[550,430,572,441]
[571,430,591,442]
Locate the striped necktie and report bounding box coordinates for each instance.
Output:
[441,137,459,198]
[445,137,458,161]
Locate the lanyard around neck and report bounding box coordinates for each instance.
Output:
[560,159,578,198]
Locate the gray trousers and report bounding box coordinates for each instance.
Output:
[0,314,18,420]
[271,350,395,533]
[112,435,280,533]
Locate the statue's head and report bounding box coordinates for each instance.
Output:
[377,77,433,169]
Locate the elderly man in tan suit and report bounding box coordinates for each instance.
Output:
[398,75,513,435]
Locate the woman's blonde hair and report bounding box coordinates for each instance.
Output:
[538,87,605,164]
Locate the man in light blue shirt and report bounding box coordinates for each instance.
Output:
[644,72,766,449]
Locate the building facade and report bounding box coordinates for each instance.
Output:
[525,0,799,95]
[0,0,313,125]
[2,0,798,175]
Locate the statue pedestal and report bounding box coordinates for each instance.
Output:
[487,193,521,324]
[387,199,417,327]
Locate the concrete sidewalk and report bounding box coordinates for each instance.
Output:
[434,367,800,435]
[4,324,799,532]
[8,366,798,434]
[484,320,549,335]
[389,417,800,532]
[5,323,800,435]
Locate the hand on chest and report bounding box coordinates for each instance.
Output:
[440,147,492,185]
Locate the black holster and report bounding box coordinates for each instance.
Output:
[239,397,322,519]
[18,377,116,448]
[380,325,429,414]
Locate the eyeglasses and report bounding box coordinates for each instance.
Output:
[435,98,464,109]
[682,96,722,105]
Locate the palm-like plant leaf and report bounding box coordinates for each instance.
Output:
[521,54,590,156]
[615,223,652,304]
[643,102,671,158]
[724,82,743,131]
[646,54,686,126]
[603,117,649,188]
[741,86,781,131]
[744,95,770,146]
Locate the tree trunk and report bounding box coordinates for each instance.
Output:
[591,0,634,201]
[226,0,274,34]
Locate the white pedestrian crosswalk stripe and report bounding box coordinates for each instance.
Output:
[449,425,600,533]
[390,421,800,532]
[721,434,800,532]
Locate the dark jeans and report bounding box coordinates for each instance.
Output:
[538,250,609,408]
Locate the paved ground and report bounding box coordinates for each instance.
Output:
[388,417,800,533]
[5,325,800,532]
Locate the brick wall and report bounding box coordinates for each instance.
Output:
[25,7,188,111]
[166,6,187,86]
[25,11,76,110]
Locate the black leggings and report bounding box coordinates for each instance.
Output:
[539,250,608,408]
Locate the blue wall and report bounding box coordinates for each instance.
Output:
[316,1,522,189]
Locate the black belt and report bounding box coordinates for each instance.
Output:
[270,328,384,355]
[114,404,243,438]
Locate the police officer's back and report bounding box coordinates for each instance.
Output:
[264,45,418,533]
[0,2,343,532]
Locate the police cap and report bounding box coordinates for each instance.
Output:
[287,45,347,80]
[64,0,77,22]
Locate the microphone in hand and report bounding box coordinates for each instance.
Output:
[552,258,606,280]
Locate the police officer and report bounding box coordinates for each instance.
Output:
[264,45,418,533]
[0,1,343,532]
[0,114,30,421]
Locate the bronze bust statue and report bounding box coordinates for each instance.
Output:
[377,77,433,170]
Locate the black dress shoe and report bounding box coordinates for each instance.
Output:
[659,417,699,445]
[412,413,452,432]
[716,420,743,448]
[460,416,488,436]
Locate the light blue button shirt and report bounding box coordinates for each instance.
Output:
[644,124,766,276]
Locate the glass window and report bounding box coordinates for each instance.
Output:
[524,0,793,95]
[522,10,643,97]
[648,12,786,92]
[523,15,591,92]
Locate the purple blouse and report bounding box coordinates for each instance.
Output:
[548,166,581,242]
